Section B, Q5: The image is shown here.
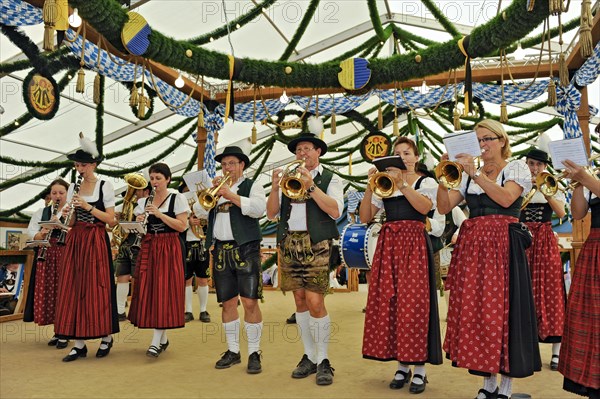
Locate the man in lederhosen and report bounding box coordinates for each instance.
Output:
[267,131,343,386]
[199,146,266,374]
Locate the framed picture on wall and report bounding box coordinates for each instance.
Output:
[0,250,35,322]
[5,231,23,251]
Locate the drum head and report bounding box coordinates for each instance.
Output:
[365,223,381,268]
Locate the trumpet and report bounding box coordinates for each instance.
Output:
[132,185,156,248]
[521,172,563,210]
[198,173,231,210]
[57,174,83,246]
[368,172,396,198]
[279,160,306,199]
[187,197,205,239]
[435,161,464,189]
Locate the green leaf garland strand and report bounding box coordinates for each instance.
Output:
[278,0,321,61]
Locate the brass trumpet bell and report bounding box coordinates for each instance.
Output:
[198,172,231,210]
[368,172,395,198]
[112,173,148,248]
[435,161,464,189]
[280,160,306,199]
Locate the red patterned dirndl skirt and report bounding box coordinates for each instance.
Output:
[444,215,515,374]
[362,220,442,364]
[128,232,185,329]
[33,238,63,326]
[525,221,565,341]
[54,222,119,339]
[559,228,600,394]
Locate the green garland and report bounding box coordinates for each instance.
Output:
[96,73,105,155]
[367,0,386,41]
[70,0,551,88]
[391,24,437,47]
[278,0,321,61]
[421,0,461,38]
[187,0,278,45]
[332,29,390,62]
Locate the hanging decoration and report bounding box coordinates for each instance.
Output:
[22,69,59,120]
[121,11,152,56]
[579,0,594,58]
[457,35,475,116]
[338,58,372,91]
[42,0,68,51]
[331,94,337,134]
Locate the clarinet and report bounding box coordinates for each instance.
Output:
[37,201,61,261]
[131,186,156,249]
[57,174,83,246]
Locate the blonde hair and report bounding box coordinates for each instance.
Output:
[474,119,511,159]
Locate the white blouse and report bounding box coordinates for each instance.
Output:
[67,179,115,208]
[455,159,532,198]
[134,190,190,217]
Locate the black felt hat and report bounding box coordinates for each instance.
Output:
[67,149,104,164]
[287,132,328,156]
[373,155,406,171]
[214,146,250,169]
[524,148,551,164]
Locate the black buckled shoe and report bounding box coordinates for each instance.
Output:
[389,369,412,390]
[160,340,170,352]
[550,355,559,371]
[291,354,317,378]
[475,387,499,399]
[215,350,241,369]
[96,337,113,358]
[247,351,262,374]
[146,345,161,358]
[199,311,211,323]
[56,339,69,349]
[409,374,428,394]
[316,359,335,386]
[118,312,127,322]
[48,336,59,346]
[184,312,194,322]
[62,346,87,362]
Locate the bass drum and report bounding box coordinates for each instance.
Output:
[340,223,381,269]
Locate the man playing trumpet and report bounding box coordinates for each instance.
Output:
[199,145,266,374]
[267,128,343,386]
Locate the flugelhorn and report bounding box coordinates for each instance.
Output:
[521,171,563,210]
[187,196,205,239]
[198,172,231,210]
[279,160,306,199]
[368,172,395,198]
[435,161,464,189]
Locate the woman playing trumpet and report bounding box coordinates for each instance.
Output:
[521,149,566,370]
[127,163,188,358]
[437,120,540,399]
[558,155,600,399]
[360,137,442,394]
[54,136,119,362]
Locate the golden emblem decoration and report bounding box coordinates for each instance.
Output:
[360,132,391,162]
[26,73,57,117]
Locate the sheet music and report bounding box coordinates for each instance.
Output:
[183,170,212,194]
[442,130,482,160]
[118,222,146,234]
[39,221,68,230]
[548,137,589,169]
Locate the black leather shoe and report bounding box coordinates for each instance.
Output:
[389,369,412,389]
[291,354,317,378]
[409,374,427,394]
[550,355,559,371]
[48,336,59,346]
[199,311,211,323]
[160,340,170,352]
[184,312,194,322]
[96,337,113,358]
[215,350,241,369]
[475,388,499,399]
[286,313,296,324]
[56,339,69,349]
[62,346,87,362]
[146,345,161,358]
[118,312,127,322]
[247,351,262,374]
[497,395,510,399]
[316,359,335,386]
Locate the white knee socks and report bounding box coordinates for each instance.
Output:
[197,285,208,312]
[244,321,263,354]
[296,311,316,363]
[223,319,240,354]
[310,314,331,365]
[185,286,193,313]
[116,283,129,314]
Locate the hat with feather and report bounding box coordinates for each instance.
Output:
[287,116,328,155]
[67,132,104,164]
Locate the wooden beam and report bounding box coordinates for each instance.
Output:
[216,63,560,103]
[567,10,600,70]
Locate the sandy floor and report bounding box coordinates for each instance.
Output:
[0,286,578,399]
